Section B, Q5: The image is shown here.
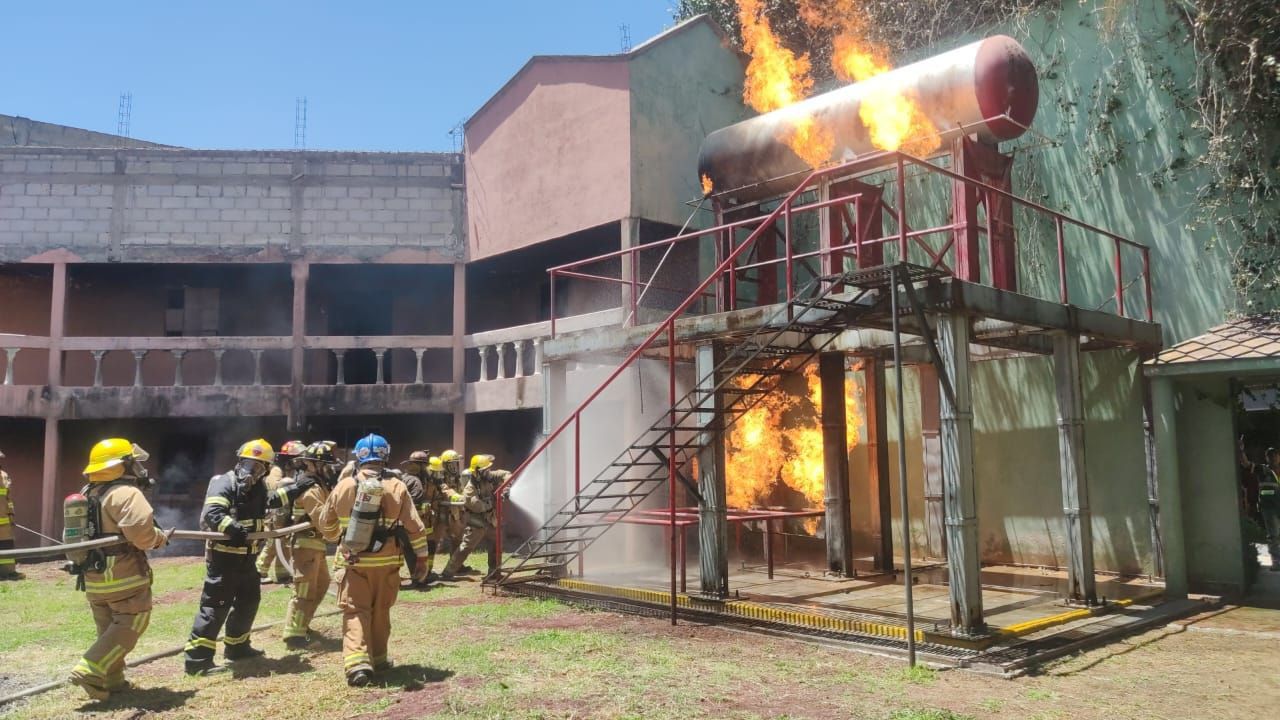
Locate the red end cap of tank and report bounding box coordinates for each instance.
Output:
[974,35,1039,141]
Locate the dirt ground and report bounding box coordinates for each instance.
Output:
[1,558,1277,720]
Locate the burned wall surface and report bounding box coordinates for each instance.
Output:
[0,148,463,263]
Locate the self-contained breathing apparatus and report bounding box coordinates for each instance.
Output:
[343,434,418,570]
[62,443,155,591]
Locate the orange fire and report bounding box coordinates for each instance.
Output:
[738,0,941,159]
[724,362,862,527]
[701,173,714,196]
[736,0,834,168]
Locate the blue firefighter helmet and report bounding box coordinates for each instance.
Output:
[353,434,390,465]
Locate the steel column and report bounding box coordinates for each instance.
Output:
[865,356,894,572]
[696,342,729,598]
[620,218,640,327]
[820,352,854,577]
[1150,377,1187,597]
[1053,333,1097,605]
[1140,372,1164,580]
[935,312,985,635]
[890,267,917,666]
[917,362,946,560]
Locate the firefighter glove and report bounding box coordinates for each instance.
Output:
[224,523,249,544]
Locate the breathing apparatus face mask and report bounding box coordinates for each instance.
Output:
[127,444,155,490]
[235,458,267,484]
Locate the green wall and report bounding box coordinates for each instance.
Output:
[629,18,749,230]
[847,350,1151,575]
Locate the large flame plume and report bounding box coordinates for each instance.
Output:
[736,0,941,165]
[736,0,834,168]
[724,363,862,526]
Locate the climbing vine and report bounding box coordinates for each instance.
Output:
[674,0,1280,314]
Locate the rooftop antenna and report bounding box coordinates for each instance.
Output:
[448,118,466,153]
[294,97,308,149]
[116,92,132,138]
[619,24,632,52]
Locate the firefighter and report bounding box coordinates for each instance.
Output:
[270,440,341,647]
[442,454,509,580]
[184,439,273,676]
[399,450,440,586]
[67,439,168,700]
[438,449,467,570]
[317,434,428,686]
[257,439,305,584]
[0,450,17,580]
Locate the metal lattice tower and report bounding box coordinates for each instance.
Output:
[448,118,465,153]
[619,24,632,52]
[116,92,132,138]
[294,97,307,149]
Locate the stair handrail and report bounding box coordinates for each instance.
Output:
[493,164,829,562]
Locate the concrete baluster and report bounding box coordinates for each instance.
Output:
[2,348,16,386]
[478,345,489,382]
[171,350,187,387]
[533,337,543,375]
[251,349,264,387]
[414,348,425,384]
[514,340,526,378]
[132,350,148,388]
[496,342,509,380]
[374,349,386,385]
[334,350,346,386]
[90,350,107,388]
[212,349,226,387]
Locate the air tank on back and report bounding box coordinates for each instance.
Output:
[697,35,1039,202]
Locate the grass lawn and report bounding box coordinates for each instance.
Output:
[0,557,1274,720]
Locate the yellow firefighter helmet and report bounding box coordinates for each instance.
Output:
[236,438,275,464]
[428,456,443,472]
[83,438,138,476]
[470,454,495,472]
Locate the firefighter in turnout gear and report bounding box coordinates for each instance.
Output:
[67,439,168,701]
[317,434,429,687]
[257,439,305,584]
[270,441,341,647]
[442,454,509,580]
[438,449,467,569]
[400,450,441,586]
[0,450,18,580]
[184,439,272,676]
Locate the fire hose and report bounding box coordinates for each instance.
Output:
[0,520,336,707]
[0,522,314,560]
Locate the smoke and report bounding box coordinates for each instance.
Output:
[149,449,208,558]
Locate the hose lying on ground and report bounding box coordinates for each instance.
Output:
[0,586,343,707]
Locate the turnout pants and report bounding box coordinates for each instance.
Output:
[72,585,152,691]
[336,564,401,677]
[284,547,330,639]
[1263,505,1280,568]
[185,551,262,668]
[444,521,498,575]
[255,526,292,581]
[0,538,16,578]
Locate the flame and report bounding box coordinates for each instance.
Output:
[725,0,941,158]
[701,173,714,196]
[724,362,863,534]
[736,0,833,168]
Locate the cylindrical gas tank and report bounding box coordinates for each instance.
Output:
[342,476,384,554]
[63,492,92,564]
[697,35,1038,201]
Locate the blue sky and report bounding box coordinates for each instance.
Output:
[2,1,674,151]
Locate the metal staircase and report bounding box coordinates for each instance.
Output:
[491,264,942,586]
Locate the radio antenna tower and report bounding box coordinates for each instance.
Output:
[116,92,132,138]
[448,118,466,153]
[294,97,308,149]
[619,24,632,52]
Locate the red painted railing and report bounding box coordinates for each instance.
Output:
[495,149,1153,598]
